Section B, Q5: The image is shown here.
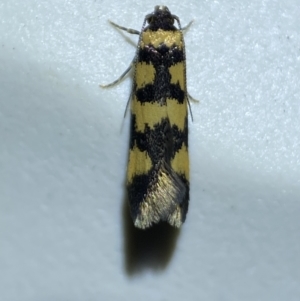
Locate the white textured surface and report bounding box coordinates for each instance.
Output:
[1,0,300,300]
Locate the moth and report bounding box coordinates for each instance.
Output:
[102,6,195,229]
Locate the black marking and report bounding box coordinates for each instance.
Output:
[138,46,184,65]
[171,117,189,157]
[130,116,187,164]
[135,83,185,104]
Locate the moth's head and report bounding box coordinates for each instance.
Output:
[145,5,178,30]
